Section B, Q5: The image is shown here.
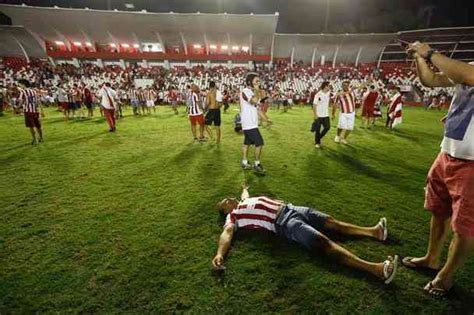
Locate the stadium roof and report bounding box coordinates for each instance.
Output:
[0,4,278,54]
[0,25,45,59]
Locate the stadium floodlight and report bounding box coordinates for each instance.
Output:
[193,44,202,49]
[73,42,82,46]
[55,41,65,46]
[122,43,130,48]
[242,46,249,52]
[221,45,228,50]
[133,44,140,48]
[85,42,92,47]
[110,43,117,48]
[232,46,239,51]
[209,44,217,49]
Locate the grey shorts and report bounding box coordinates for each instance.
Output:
[275,204,330,249]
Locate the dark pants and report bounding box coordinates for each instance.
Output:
[314,117,330,145]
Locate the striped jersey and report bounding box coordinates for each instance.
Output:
[336,91,356,113]
[128,88,139,100]
[224,196,283,233]
[144,89,156,101]
[188,91,202,116]
[20,88,39,113]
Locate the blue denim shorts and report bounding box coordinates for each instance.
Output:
[275,204,330,249]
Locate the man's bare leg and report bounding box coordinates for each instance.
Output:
[205,125,214,140]
[29,127,36,144]
[406,215,450,269]
[324,217,382,240]
[242,144,249,161]
[36,127,43,142]
[191,124,197,139]
[315,234,393,280]
[254,145,263,161]
[216,127,221,144]
[429,233,474,291]
[343,130,351,139]
[337,128,343,137]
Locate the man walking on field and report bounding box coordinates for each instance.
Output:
[205,81,222,144]
[98,82,118,132]
[333,81,356,144]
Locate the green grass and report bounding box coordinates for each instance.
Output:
[0,105,473,314]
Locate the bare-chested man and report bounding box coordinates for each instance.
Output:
[205,81,222,144]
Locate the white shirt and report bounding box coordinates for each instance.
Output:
[56,88,68,102]
[216,90,223,102]
[441,113,474,160]
[99,87,117,109]
[240,87,259,130]
[313,90,330,118]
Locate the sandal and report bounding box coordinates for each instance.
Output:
[424,281,451,298]
[377,217,388,241]
[383,255,399,284]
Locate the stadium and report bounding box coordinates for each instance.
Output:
[0,0,473,313]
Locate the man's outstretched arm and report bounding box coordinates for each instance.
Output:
[212,225,234,269]
[241,184,250,200]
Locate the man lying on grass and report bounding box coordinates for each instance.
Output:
[212,184,399,284]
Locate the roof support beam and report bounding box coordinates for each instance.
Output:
[179,32,188,55]
[270,34,275,63]
[311,47,317,68]
[377,45,387,68]
[355,46,363,67]
[290,46,295,68]
[332,46,339,68]
[11,35,30,63]
[203,33,209,55]
[226,33,231,56]
[155,31,165,53]
[249,33,253,56]
[450,41,460,58]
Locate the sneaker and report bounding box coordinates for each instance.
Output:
[198,137,207,142]
[341,138,348,144]
[334,136,341,143]
[315,144,321,149]
[241,162,252,170]
[253,163,266,174]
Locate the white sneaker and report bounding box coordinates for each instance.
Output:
[315,144,321,149]
[334,136,340,143]
[341,138,348,144]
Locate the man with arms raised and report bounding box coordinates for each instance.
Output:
[240,73,270,173]
[402,42,474,297]
[212,184,398,284]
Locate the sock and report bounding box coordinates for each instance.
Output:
[242,159,248,165]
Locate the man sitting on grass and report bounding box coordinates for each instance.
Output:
[212,184,399,284]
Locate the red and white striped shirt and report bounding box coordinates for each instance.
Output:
[188,91,202,116]
[336,92,356,113]
[128,88,139,100]
[224,197,283,233]
[144,89,156,101]
[20,88,39,113]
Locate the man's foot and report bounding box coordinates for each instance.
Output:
[253,163,266,174]
[31,139,37,145]
[334,136,341,143]
[341,138,348,144]
[38,138,44,143]
[109,129,114,132]
[424,279,453,298]
[194,137,199,141]
[315,144,321,149]
[376,217,388,241]
[241,162,252,170]
[401,256,440,271]
[198,137,207,142]
[382,255,399,284]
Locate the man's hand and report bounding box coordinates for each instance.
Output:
[408,42,432,59]
[212,254,225,270]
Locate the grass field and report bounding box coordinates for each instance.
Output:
[1,105,473,314]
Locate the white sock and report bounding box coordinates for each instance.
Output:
[242,159,248,165]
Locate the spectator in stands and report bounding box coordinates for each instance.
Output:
[212,184,398,284]
[428,96,441,111]
[403,42,474,297]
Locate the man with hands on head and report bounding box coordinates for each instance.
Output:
[402,41,474,297]
[212,183,399,284]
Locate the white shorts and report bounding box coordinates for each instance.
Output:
[337,112,355,130]
[146,100,155,107]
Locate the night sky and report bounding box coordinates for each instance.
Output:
[1,0,473,33]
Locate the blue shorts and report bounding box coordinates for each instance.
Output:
[275,204,330,249]
[131,99,139,107]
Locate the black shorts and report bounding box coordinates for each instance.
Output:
[243,128,264,146]
[84,102,93,109]
[24,112,41,128]
[205,109,221,126]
